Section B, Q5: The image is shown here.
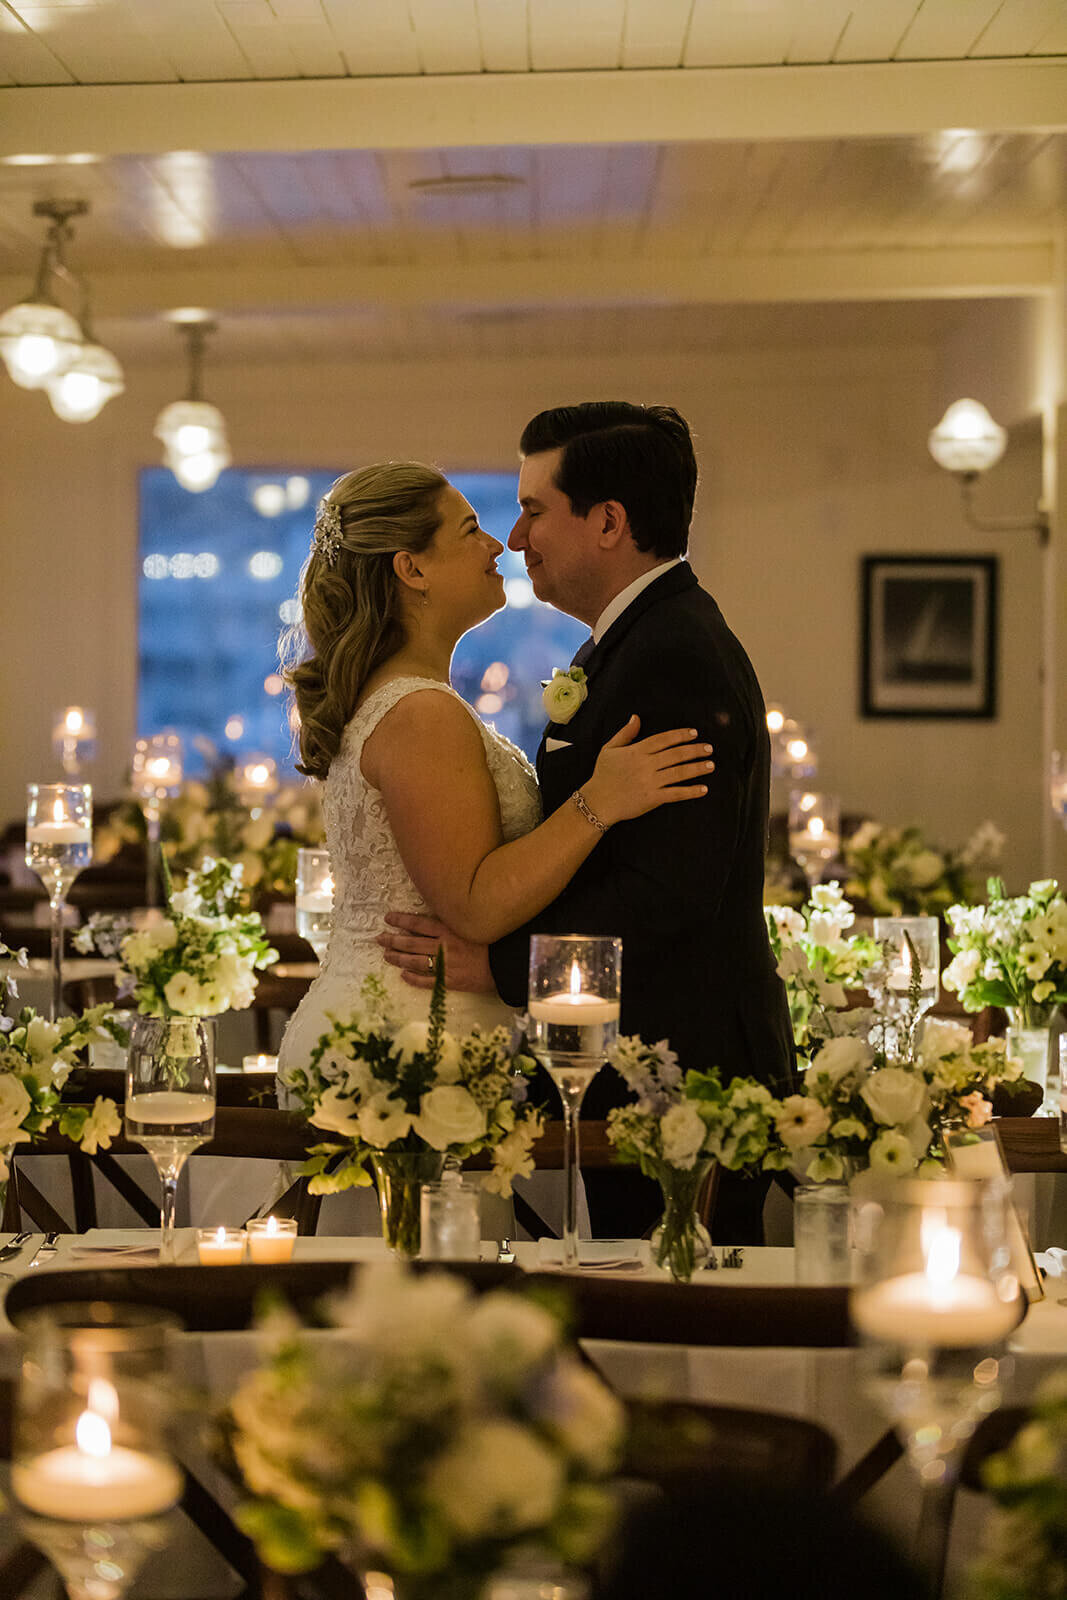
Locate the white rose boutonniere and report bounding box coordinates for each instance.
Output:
[542,666,588,726]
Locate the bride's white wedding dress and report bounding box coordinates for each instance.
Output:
[278,676,542,1076]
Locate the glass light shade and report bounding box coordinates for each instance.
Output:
[168,447,228,493]
[153,399,228,456]
[46,340,125,421]
[0,299,83,389]
[928,399,1007,476]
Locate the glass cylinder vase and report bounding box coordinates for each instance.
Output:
[650,1158,715,1283]
[1005,1008,1055,1117]
[369,1150,446,1259]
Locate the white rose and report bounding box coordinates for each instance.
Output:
[774,1095,832,1151]
[426,1420,563,1538]
[414,1085,486,1150]
[807,911,844,947]
[810,1035,872,1085]
[358,1092,413,1147]
[861,1066,926,1128]
[0,1074,32,1147]
[869,1128,918,1175]
[917,1018,972,1064]
[144,920,178,953]
[163,971,210,1015]
[391,1022,461,1083]
[468,1292,560,1380]
[536,1355,626,1473]
[310,1085,364,1138]
[901,849,944,889]
[660,1102,707,1169]
[541,668,588,726]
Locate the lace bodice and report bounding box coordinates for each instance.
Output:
[319,676,542,971]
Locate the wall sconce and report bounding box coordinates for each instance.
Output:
[154,315,231,494]
[928,398,1049,545]
[0,199,124,421]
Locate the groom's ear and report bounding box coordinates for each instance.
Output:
[596,499,630,549]
[393,550,427,593]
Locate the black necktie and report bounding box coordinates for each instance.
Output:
[570,636,595,670]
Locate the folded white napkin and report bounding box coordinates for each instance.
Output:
[536,1240,647,1272]
[68,1244,160,1266]
[1035,1247,1067,1278]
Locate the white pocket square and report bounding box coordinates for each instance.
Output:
[544,738,573,752]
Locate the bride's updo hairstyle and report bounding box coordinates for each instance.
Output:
[282,461,449,779]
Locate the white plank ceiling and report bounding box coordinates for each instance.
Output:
[0,0,1065,361]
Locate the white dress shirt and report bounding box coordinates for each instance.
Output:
[591,559,682,644]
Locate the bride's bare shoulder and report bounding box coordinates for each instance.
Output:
[359,680,482,786]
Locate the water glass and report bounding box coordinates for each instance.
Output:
[793,1183,851,1283]
[420,1177,481,1260]
[1059,1035,1067,1156]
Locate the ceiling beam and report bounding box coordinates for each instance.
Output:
[0,245,1052,319]
[2,60,1066,158]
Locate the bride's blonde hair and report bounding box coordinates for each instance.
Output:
[281,461,448,779]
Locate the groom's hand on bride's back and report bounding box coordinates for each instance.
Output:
[377,912,497,993]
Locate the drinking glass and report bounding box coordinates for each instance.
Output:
[850,1176,1023,1589]
[125,1017,216,1262]
[25,782,93,1020]
[794,1182,852,1283]
[873,915,940,1058]
[527,935,621,1270]
[295,846,333,960]
[130,733,183,909]
[788,789,840,889]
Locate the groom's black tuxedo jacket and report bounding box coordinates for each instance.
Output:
[489,562,795,1120]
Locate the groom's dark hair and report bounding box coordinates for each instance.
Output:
[519,401,697,559]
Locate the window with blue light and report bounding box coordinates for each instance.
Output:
[138,468,587,772]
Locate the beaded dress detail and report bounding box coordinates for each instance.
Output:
[278,678,541,1076]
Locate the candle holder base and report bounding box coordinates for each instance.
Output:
[18,1508,180,1600]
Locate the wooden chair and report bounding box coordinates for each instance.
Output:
[2,1106,323,1235]
[249,963,316,1053]
[994,1115,1067,1173]
[623,1396,837,1492]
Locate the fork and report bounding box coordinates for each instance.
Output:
[0,1231,34,1263]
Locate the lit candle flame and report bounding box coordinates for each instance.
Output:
[766,709,784,733]
[922,1214,961,1296]
[86,1377,119,1423]
[568,961,582,997]
[808,816,825,838]
[215,1226,227,1246]
[321,873,334,898]
[75,1408,112,1460]
[147,756,172,779]
[265,1216,278,1237]
[52,797,66,824]
[64,709,84,734]
[248,764,269,787]
[786,738,808,760]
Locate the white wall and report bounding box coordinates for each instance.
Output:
[2,316,1062,890]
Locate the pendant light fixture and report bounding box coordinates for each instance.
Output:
[154,315,231,493]
[0,199,125,419]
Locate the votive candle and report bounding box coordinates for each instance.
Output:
[246,1216,297,1263]
[196,1226,246,1265]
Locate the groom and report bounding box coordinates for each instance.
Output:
[382,401,794,1240]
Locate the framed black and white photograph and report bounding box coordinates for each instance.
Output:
[860,555,998,719]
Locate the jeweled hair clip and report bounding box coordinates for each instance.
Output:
[312,497,344,567]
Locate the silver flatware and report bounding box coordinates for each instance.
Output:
[0,1231,34,1263]
[25,1231,60,1268]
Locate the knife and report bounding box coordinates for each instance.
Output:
[25,1231,60,1268]
[0,1230,34,1263]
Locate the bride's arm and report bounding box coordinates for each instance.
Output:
[362,690,711,946]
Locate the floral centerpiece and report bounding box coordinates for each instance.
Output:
[95,752,325,899]
[765,883,880,1056]
[944,878,1067,1027]
[0,938,121,1190]
[763,1018,1023,1185]
[228,1261,625,1591]
[76,857,278,1018]
[970,1374,1067,1600]
[605,1037,776,1281]
[844,818,1004,917]
[282,962,543,1257]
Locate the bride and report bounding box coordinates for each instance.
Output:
[277,460,713,1077]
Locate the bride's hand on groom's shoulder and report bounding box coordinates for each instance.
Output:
[583,716,715,826]
[377,911,497,993]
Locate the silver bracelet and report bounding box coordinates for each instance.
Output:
[570,787,608,835]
